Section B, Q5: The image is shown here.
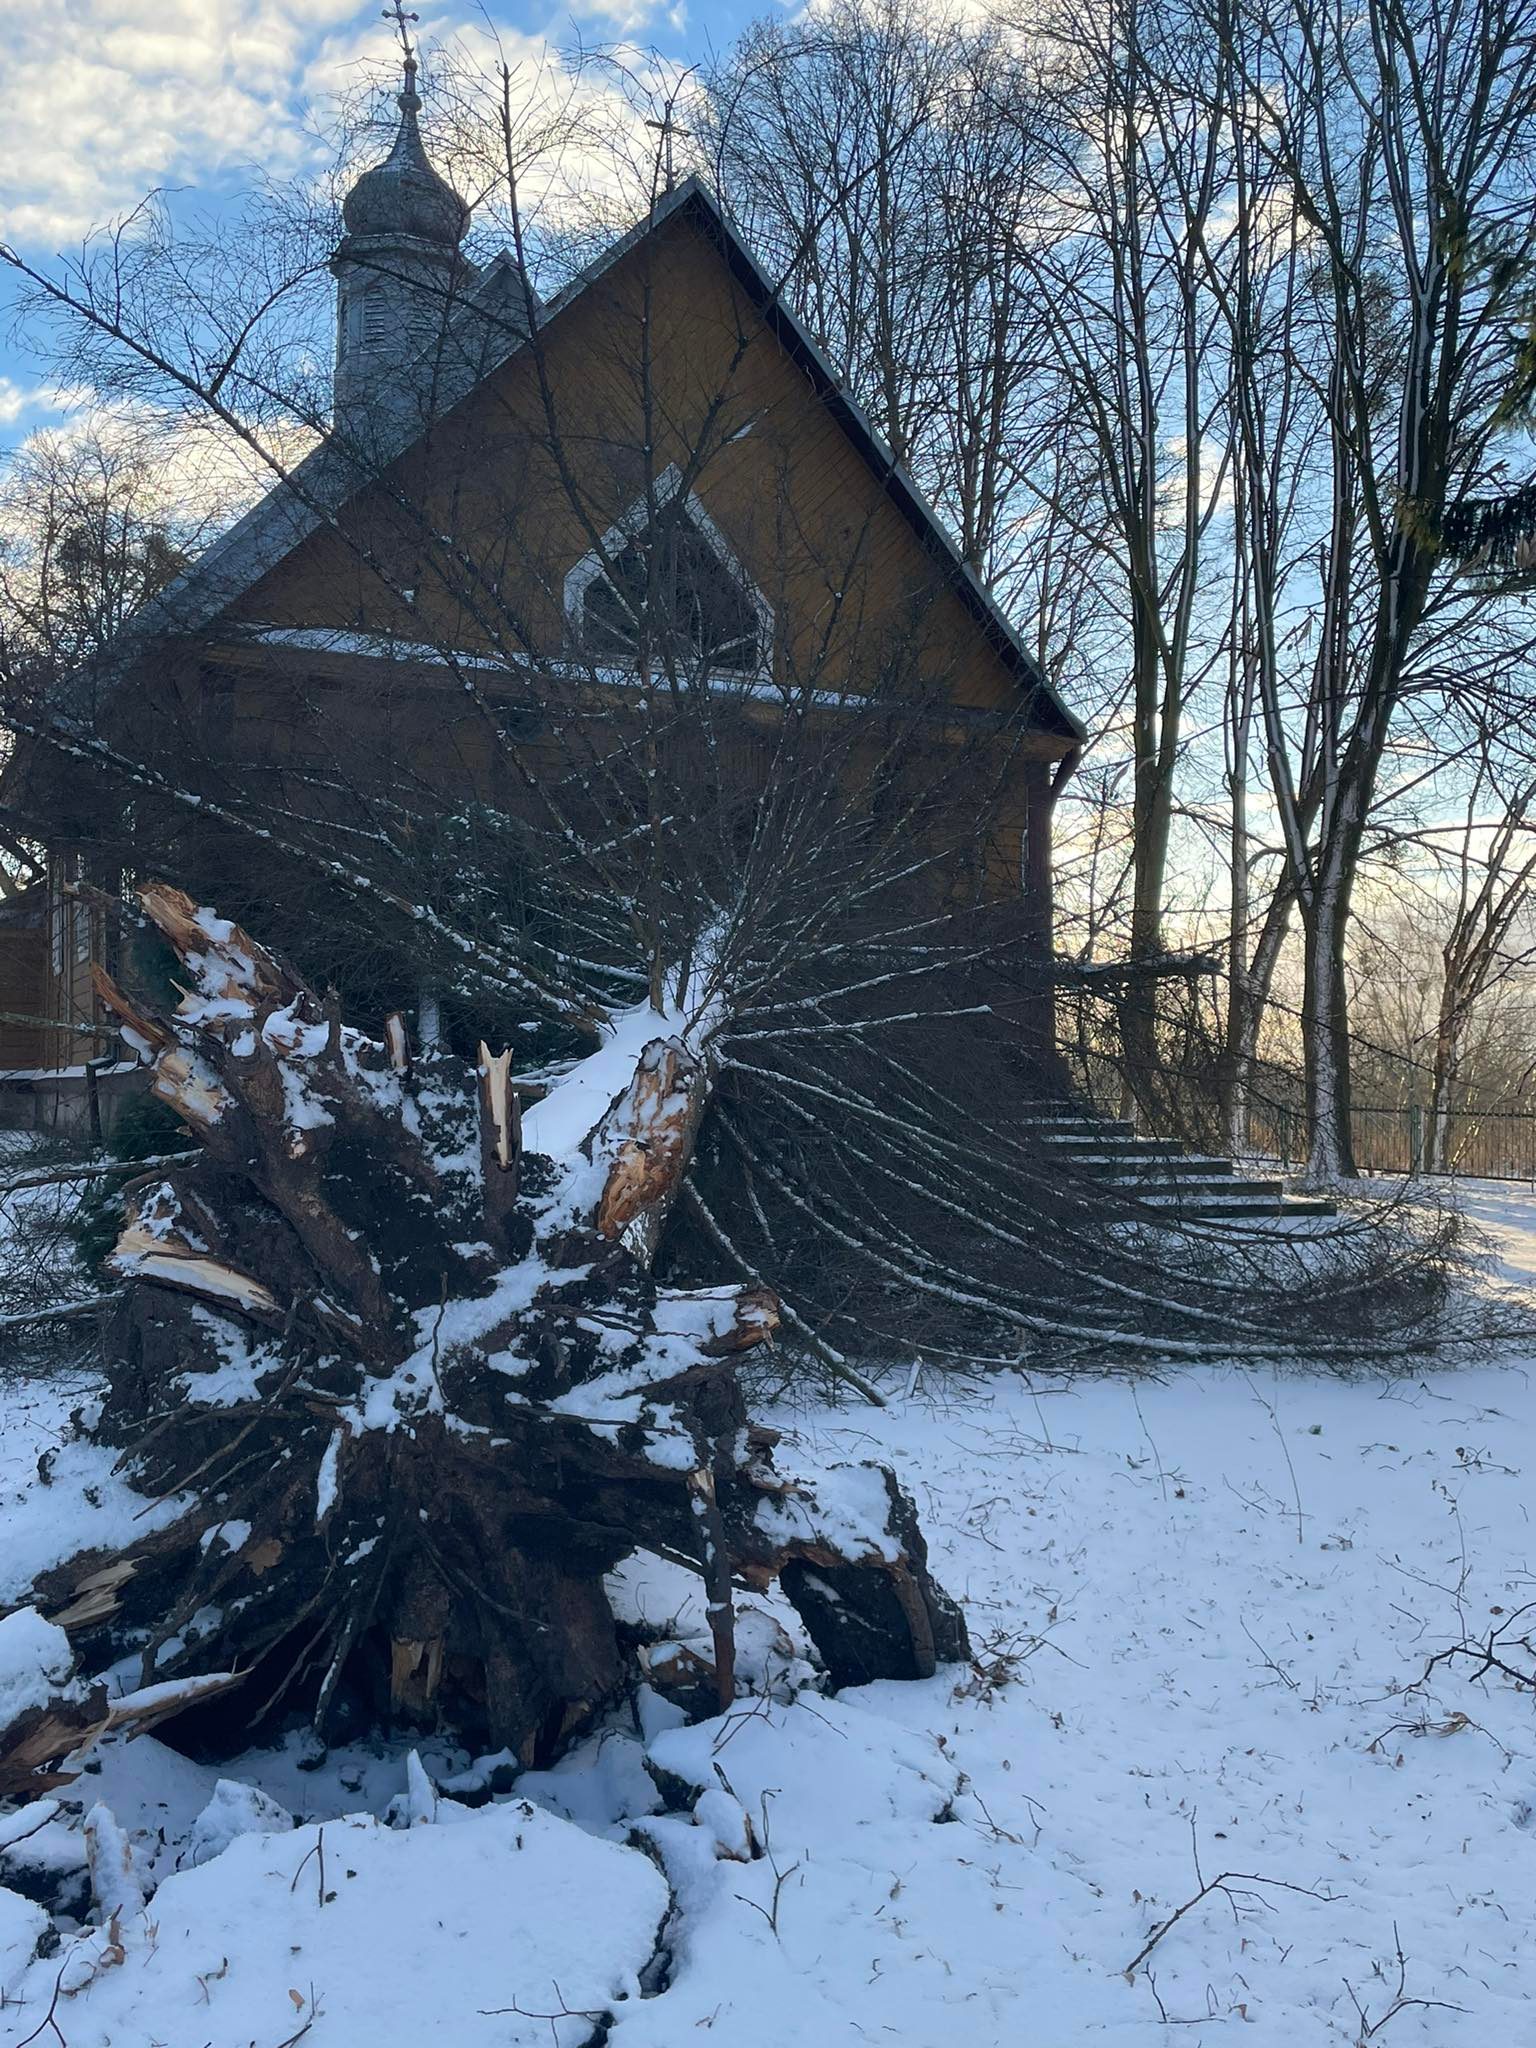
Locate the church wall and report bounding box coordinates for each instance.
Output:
[222,209,1069,756]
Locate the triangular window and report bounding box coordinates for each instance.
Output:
[575,502,763,674]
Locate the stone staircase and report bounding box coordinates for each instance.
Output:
[1018,1100,1335,1223]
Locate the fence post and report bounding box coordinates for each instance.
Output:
[1408,1103,1424,1175]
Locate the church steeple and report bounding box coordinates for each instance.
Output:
[331,9,477,431]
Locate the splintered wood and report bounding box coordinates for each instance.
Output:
[593,1037,711,1265]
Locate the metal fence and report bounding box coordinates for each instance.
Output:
[1251,1101,1536,1181]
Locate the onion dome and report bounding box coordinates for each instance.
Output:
[341,59,468,248]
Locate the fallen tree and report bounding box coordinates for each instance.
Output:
[1,885,966,1798]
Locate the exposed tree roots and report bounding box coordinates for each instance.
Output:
[2,886,966,1797]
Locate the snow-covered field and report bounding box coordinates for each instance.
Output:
[3,1185,1536,2045]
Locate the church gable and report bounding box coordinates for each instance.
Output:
[202,178,1077,753]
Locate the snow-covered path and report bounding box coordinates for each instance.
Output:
[3,1186,1535,2044]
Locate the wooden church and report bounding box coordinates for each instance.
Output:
[1,51,1084,1128]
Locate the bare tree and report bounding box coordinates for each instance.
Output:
[1191,0,1323,1155]
[1214,0,1536,1180]
[704,0,1065,580]
[1423,725,1536,1163]
[0,425,206,694]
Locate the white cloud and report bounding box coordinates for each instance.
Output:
[4,0,367,245]
[8,396,323,540]
[0,379,91,427]
[562,0,676,30]
[2,2,665,247]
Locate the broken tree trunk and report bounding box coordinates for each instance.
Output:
[2,887,966,1796]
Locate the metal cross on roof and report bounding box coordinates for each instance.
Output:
[644,107,689,194]
[382,1,419,79]
[381,0,421,109]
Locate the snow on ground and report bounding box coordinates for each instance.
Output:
[4,1184,1536,2044]
[6,1799,668,2046]
[0,1382,188,1607]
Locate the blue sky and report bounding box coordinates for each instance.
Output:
[0,0,771,444]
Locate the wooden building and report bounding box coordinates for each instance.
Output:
[2,72,1082,1121]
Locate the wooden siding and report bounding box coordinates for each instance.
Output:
[0,923,46,1069]
[224,209,1071,752]
[0,868,110,1074]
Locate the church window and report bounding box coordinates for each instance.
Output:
[576,502,763,674]
[361,291,390,348]
[346,285,390,358]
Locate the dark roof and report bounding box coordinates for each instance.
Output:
[100,177,1083,744]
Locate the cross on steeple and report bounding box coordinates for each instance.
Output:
[644,107,689,194]
[382,1,420,99]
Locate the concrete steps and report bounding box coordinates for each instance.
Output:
[1022,1101,1334,1223]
